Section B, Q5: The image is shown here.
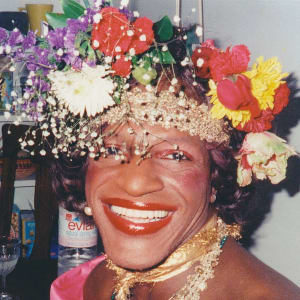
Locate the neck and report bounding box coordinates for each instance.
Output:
[107,215,241,300]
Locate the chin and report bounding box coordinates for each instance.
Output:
[109,250,167,271]
[103,234,173,271]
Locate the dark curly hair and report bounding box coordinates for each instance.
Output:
[51,61,258,228]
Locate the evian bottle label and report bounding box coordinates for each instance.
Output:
[58,206,97,248]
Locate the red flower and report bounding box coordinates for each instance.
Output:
[217,75,260,117]
[237,109,274,132]
[201,39,216,49]
[272,83,290,115]
[128,17,154,55]
[112,55,132,77]
[210,45,250,82]
[192,46,218,78]
[91,7,131,57]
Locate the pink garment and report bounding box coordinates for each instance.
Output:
[50,255,106,300]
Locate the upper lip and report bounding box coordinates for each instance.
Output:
[101,198,177,211]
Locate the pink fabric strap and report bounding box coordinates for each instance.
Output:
[50,255,106,300]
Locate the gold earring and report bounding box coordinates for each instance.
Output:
[210,189,217,203]
[84,206,93,216]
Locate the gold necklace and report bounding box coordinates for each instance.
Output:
[107,216,241,300]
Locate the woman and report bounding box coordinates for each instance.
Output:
[50,75,300,299]
[0,1,299,299]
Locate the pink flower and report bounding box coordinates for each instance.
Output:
[217,75,260,117]
[236,132,296,186]
[210,45,250,82]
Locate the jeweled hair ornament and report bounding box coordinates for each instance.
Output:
[0,0,296,186]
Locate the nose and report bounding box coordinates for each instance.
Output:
[116,157,164,197]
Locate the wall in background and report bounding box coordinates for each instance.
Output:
[0,0,129,13]
[203,0,300,286]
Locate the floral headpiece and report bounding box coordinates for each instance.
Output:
[0,0,296,186]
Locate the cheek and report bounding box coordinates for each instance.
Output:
[85,164,105,204]
[174,168,211,211]
[177,168,210,191]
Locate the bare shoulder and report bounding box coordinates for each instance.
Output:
[83,260,115,300]
[219,239,300,299]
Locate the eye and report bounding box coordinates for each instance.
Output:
[162,151,190,162]
[101,145,125,160]
[106,146,120,156]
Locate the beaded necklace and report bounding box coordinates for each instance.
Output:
[108,217,241,300]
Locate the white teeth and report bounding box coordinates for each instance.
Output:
[110,205,168,221]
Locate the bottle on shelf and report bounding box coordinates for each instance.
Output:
[57,206,98,276]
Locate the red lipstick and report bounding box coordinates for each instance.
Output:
[102,198,176,235]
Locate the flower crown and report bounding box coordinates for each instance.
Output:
[0,0,296,186]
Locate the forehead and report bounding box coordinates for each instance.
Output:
[103,121,207,150]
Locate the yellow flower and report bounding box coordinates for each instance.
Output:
[209,56,289,128]
[244,56,288,111]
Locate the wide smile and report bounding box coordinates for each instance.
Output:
[102,198,176,235]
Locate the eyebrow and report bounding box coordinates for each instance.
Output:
[102,128,204,149]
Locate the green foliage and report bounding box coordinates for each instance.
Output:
[46,13,69,29]
[113,76,125,104]
[62,0,85,19]
[86,43,96,61]
[153,16,174,42]
[132,67,157,85]
[150,49,175,64]
[46,0,85,29]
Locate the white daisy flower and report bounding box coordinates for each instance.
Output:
[47,64,115,117]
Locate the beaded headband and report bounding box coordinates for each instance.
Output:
[0,0,296,186]
[101,88,230,144]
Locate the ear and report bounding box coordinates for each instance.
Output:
[210,187,217,203]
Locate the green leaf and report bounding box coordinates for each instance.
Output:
[186,25,200,55]
[153,16,174,42]
[132,67,157,85]
[131,55,138,66]
[141,55,152,69]
[46,13,68,29]
[49,56,57,65]
[95,50,103,60]
[75,32,86,49]
[87,44,96,61]
[161,50,175,64]
[150,49,175,64]
[62,0,85,19]
[79,40,89,56]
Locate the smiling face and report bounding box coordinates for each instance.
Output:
[85,122,213,270]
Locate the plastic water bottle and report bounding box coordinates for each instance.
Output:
[57,206,98,276]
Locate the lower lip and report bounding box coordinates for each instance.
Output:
[103,205,173,235]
